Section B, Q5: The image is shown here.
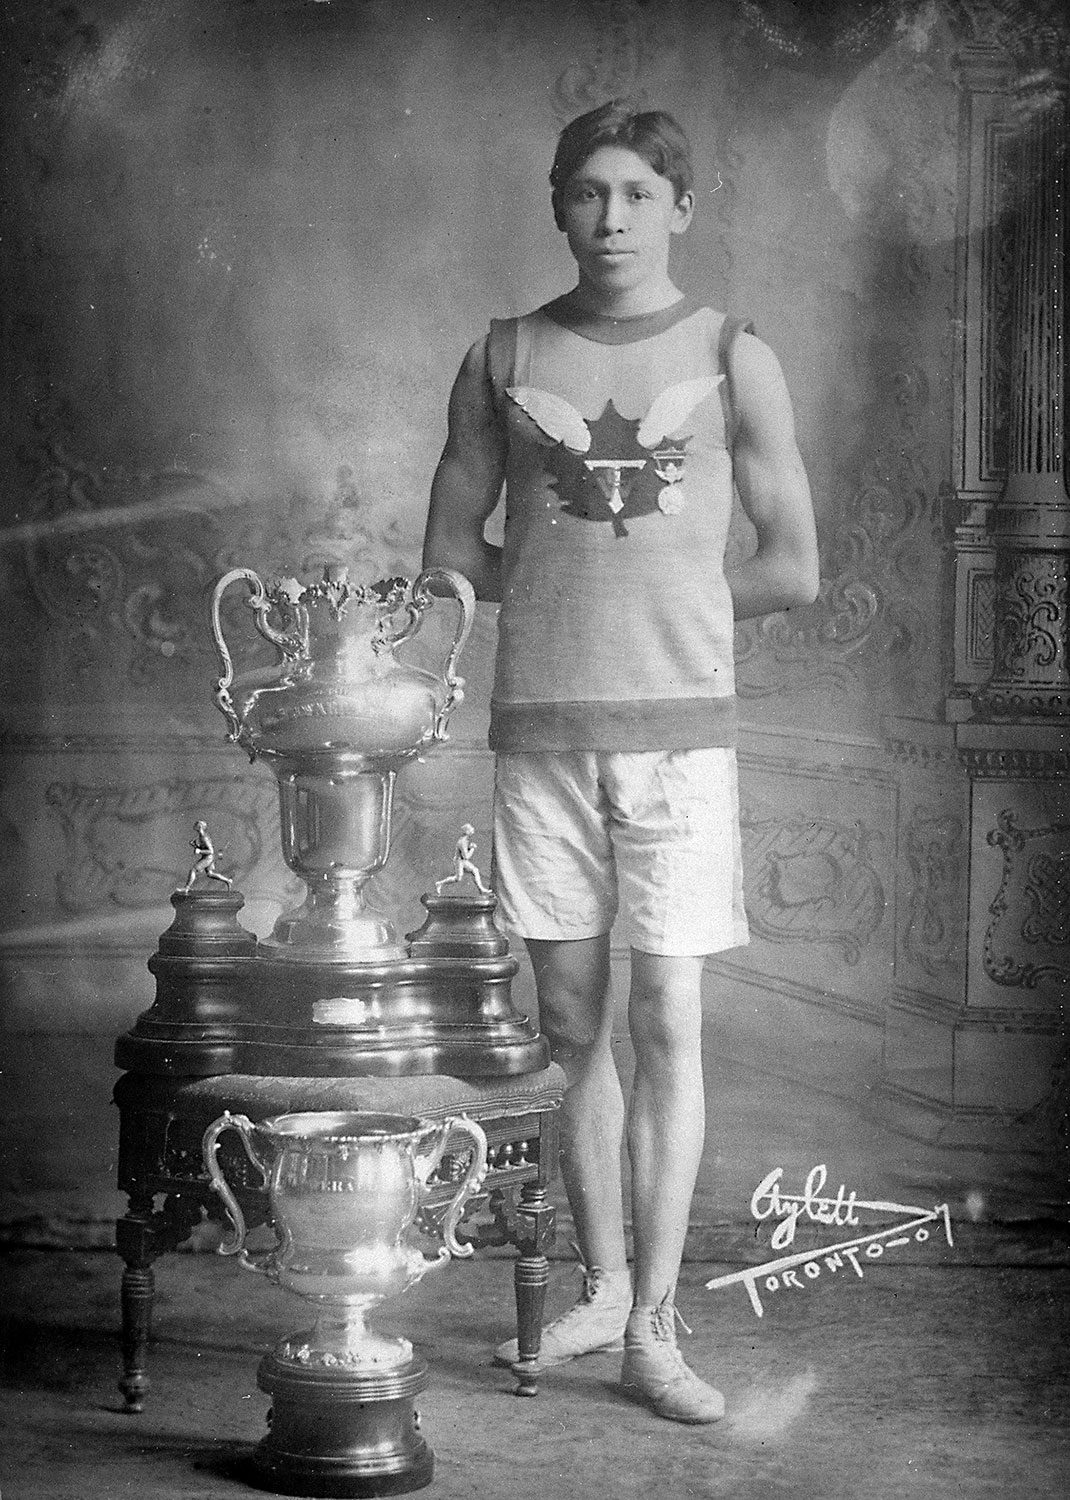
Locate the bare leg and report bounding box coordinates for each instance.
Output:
[525,935,628,1275]
[626,951,706,1306]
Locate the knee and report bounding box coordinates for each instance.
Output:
[627,984,701,1063]
[528,938,612,1064]
[539,991,606,1063]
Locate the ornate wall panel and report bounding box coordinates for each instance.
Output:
[881,720,1066,1157]
[966,772,1070,1004]
[900,804,966,983]
[733,356,947,713]
[707,729,894,1021]
[884,723,970,1006]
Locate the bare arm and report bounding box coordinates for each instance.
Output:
[422,339,507,602]
[726,333,820,621]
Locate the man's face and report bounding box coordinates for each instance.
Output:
[559,144,693,296]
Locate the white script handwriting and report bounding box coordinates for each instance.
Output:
[708,1162,955,1318]
[750,1164,864,1250]
[706,1203,954,1318]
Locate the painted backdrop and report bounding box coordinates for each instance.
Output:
[1,0,1066,1249]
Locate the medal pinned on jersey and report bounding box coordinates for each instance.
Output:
[507,376,722,535]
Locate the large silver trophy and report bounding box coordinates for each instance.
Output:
[204,1108,488,1495]
[211,565,474,962]
[113,558,548,1074]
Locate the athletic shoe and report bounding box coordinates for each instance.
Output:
[493,1263,632,1368]
[620,1294,725,1423]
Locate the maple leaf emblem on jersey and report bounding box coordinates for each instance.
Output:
[506,377,722,537]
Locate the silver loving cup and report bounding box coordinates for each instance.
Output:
[209,566,476,961]
[203,1110,488,1371]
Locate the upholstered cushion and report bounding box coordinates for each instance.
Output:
[116,1065,565,1126]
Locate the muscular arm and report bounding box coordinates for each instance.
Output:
[726,334,820,621]
[422,338,507,602]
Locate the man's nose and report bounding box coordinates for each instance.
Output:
[598,192,628,233]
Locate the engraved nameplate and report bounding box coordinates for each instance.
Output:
[312,996,384,1027]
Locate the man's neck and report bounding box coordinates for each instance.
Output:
[568,275,684,320]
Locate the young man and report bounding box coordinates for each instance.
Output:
[422,100,819,1423]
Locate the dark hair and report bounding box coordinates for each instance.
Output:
[549,100,694,228]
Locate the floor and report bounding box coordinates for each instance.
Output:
[1,1241,1068,1500]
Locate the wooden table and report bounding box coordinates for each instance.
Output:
[113,1065,563,1410]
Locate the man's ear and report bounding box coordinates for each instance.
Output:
[552,190,566,231]
[671,191,694,235]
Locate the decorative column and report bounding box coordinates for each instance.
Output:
[881,49,1068,1210]
[960,77,1070,1008]
[976,93,1068,719]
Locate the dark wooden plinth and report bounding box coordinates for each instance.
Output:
[116,886,549,1078]
[250,1353,433,1497]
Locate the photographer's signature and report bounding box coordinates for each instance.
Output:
[706,1164,954,1317]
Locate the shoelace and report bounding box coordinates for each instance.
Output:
[645,1303,703,1385]
[566,1241,619,1307]
[544,1250,628,1331]
[650,1297,693,1343]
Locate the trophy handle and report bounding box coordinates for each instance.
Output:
[210,567,308,751]
[411,568,477,741]
[415,1115,488,1264]
[202,1111,278,1276]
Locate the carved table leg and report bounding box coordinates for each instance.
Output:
[114,1188,203,1412]
[511,1182,556,1398]
[115,1194,160,1413]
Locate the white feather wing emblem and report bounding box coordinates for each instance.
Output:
[507,386,592,454]
[636,376,723,448]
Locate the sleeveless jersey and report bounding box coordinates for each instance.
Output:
[486,295,750,753]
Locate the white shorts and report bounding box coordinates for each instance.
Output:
[492,748,749,957]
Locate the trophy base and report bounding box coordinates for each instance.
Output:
[252,1350,432,1498]
[262,911,408,966]
[118,885,551,1078]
